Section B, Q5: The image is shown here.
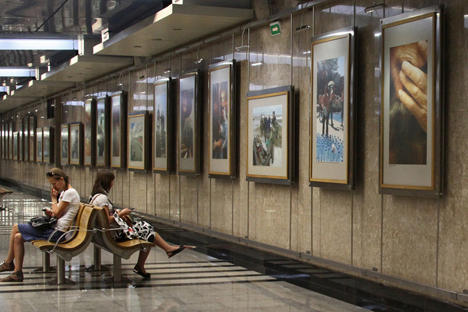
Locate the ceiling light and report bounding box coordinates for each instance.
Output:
[0,38,78,50]
[164,68,171,74]
[364,2,385,13]
[235,45,249,51]
[251,61,263,66]
[295,24,310,32]
[0,67,35,77]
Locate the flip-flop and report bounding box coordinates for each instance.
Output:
[167,245,186,258]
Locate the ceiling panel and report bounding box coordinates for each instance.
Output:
[11,80,75,98]
[94,4,254,57]
[41,55,134,82]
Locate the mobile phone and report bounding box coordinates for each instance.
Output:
[129,207,135,211]
[42,208,48,212]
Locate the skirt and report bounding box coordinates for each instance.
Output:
[18,223,66,242]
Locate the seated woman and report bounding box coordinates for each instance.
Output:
[89,169,192,279]
[0,168,80,282]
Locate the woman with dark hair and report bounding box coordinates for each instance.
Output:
[89,169,192,279]
[0,168,80,282]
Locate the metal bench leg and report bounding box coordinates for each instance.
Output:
[85,246,110,272]
[33,252,56,273]
[113,254,122,282]
[57,256,65,284]
[103,254,131,284]
[47,255,74,285]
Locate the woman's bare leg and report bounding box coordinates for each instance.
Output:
[136,249,150,274]
[5,224,20,264]
[152,232,180,254]
[12,233,25,272]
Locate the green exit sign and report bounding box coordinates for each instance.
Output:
[270,21,281,36]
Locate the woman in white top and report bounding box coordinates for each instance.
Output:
[0,168,81,282]
[89,169,192,278]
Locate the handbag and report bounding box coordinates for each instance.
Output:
[28,216,57,232]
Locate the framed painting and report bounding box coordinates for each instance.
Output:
[43,127,53,163]
[4,122,8,160]
[309,27,356,190]
[208,61,237,178]
[36,128,43,163]
[69,122,83,165]
[178,70,201,175]
[22,118,28,162]
[96,96,109,167]
[13,131,18,161]
[18,121,23,161]
[380,6,443,197]
[1,123,4,159]
[153,79,174,173]
[128,112,149,171]
[246,85,295,185]
[28,115,36,162]
[110,91,127,168]
[8,121,13,160]
[61,123,70,165]
[84,98,96,166]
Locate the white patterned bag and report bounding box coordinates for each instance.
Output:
[113,212,155,242]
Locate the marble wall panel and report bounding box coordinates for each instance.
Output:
[155,173,170,219]
[291,8,313,253]
[233,59,249,239]
[319,189,353,264]
[169,175,180,221]
[129,68,149,112]
[179,176,198,225]
[146,173,154,214]
[314,0,354,36]
[436,0,468,292]
[210,36,234,64]
[253,183,291,249]
[210,179,233,233]
[382,195,438,285]
[128,171,148,211]
[197,45,212,229]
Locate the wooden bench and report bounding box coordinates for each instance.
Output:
[32,204,101,284]
[91,207,155,283]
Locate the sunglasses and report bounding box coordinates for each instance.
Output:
[46,172,62,178]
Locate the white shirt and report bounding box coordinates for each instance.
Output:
[53,188,80,232]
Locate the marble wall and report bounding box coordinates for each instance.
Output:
[2,0,468,302]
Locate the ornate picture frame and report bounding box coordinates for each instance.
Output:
[110,91,127,169]
[178,70,201,175]
[95,95,109,167]
[43,127,53,164]
[84,98,96,166]
[208,61,237,178]
[153,79,174,173]
[13,131,18,161]
[309,27,356,190]
[36,128,42,163]
[28,116,36,162]
[379,6,443,197]
[61,123,70,165]
[246,85,295,185]
[69,122,83,165]
[127,112,149,171]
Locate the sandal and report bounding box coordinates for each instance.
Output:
[133,265,151,279]
[0,270,23,282]
[0,261,14,273]
[167,245,186,258]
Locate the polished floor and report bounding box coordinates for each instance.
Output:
[0,184,466,312]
